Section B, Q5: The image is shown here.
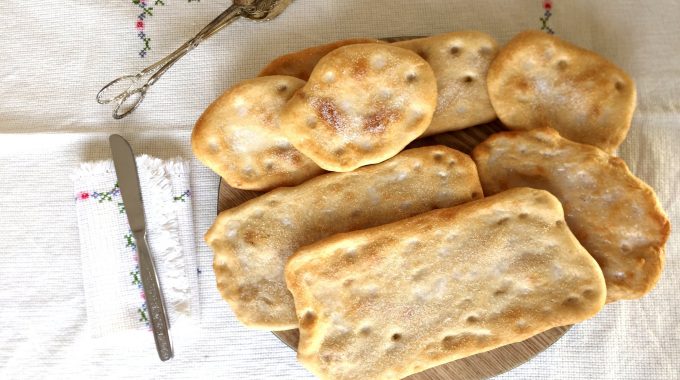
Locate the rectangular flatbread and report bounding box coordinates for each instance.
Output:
[207,146,483,330]
[286,188,606,380]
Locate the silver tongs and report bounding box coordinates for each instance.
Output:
[97,0,293,120]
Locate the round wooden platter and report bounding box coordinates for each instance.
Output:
[216,121,572,380]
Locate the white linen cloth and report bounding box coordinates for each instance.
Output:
[0,1,678,379]
[72,156,199,343]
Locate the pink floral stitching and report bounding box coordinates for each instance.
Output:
[540,0,555,34]
[132,0,201,58]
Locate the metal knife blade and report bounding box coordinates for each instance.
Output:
[110,135,146,233]
[109,134,174,361]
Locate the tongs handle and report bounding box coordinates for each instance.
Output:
[96,4,243,119]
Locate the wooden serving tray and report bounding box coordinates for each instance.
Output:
[217,120,572,379]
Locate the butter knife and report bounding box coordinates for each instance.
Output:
[109,134,174,361]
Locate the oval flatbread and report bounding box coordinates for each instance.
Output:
[258,38,383,81]
[280,43,437,172]
[286,188,606,380]
[394,31,499,136]
[192,75,323,191]
[472,127,670,302]
[487,30,636,153]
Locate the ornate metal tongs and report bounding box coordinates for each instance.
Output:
[97,0,293,119]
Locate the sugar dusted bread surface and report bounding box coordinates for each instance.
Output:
[280,43,437,172]
[487,30,636,153]
[286,188,606,380]
[259,38,384,81]
[394,31,499,136]
[192,75,323,191]
[472,128,670,302]
[207,146,482,330]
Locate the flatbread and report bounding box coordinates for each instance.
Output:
[192,75,323,190]
[472,127,670,302]
[394,31,499,136]
[280,43,438,172]
[259,38,384,80]
[207,146,482,330]
[286,188,606,380]
[487,30,636,153]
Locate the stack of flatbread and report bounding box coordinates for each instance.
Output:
[193,30,670,380]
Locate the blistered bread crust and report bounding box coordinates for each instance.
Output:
[487,30,636,153]
[280,43,438,171]
[286,188,606,380]
[473,127,670,302]
[259,38,384,80]
[192,75,323,190]
[207,146,482,330]
[394,31,499,136]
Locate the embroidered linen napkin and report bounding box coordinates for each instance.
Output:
[72,155,199,342]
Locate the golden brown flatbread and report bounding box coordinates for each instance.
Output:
[280,43,437,172]
[394,31,499,136]
[286,187,606,380]
[192,76,323,190]
[207,146,482,330]
[487,30,636,153]
[472,127,670,302]
[259,38,383,80]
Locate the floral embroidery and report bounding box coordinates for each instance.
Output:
[540,1,555,34]
[138,304,150,324]
[125,231,150,329]
[129,260,149,324]
[75,183,190,206]
[132,0,201,58]
[75,182,191,329]
[173,189,191,202]
[75,183,120,202]
[124,232,136,248]
[131,268,142,285]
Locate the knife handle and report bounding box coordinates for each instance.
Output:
[135,231,174,361]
